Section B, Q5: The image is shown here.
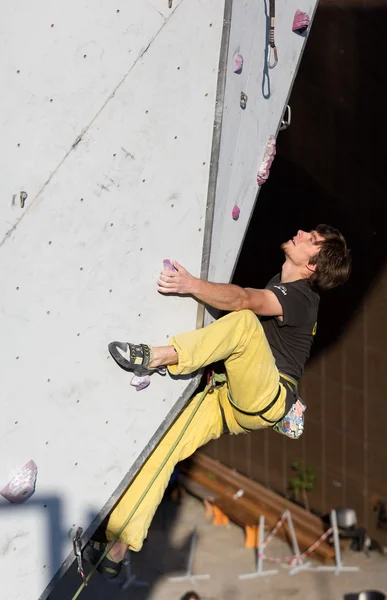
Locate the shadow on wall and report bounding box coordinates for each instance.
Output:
[0,482,192,600]
[233,1,387,360]
[50,483,195,600]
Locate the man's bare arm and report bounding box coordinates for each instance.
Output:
[157,262,283,317]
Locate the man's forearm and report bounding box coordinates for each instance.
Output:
[191,279,248,311]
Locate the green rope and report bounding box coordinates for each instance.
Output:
[71,373,226,599]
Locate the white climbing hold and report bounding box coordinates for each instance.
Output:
[292,10,310,34]
[130,374,151,391]
[257,135,276,185]
[0,460,38,503]
[232,205,240,221]
[233,53,244,74]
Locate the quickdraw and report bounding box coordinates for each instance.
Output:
[73,528,88,587]
[268,0,278,68]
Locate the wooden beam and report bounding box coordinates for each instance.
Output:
[181,453,336,563]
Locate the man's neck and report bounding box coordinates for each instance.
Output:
[280,260,308,284]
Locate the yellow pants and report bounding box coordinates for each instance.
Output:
[106,310,287,551]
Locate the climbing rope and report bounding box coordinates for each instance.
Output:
[268,0,278,68]
[71,372,227,599]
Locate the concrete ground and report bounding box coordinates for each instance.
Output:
[52,493,387,600]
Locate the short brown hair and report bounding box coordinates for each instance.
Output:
[309,224,351,292]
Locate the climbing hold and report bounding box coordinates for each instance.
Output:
[130,374,151,391]
[163,259,177,272]
[292,10,310,34]
[233,53,244,74]
[240,92,248,110]
[1,460,38,503]
[20,191,28,208]
[232,205,240,221]
[257,135,276,185]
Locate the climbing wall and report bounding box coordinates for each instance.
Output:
[0,1,318,599]
[206,0,319,290]
[0,2,224,599]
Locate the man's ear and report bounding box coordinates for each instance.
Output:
[305,261,317,273]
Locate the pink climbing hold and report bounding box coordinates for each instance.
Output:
[292,10,310,34]
[163,259,177,272]
[0,460,38,503]
[233,53,244,74]
[257,135,276,185]
[232,205,240,221]
[131,374,151,391]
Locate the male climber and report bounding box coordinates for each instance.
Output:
[85,225,351,577]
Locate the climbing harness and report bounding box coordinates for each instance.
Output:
[268,0,278,68]
[227,385,282,424]
[70,371,227,599]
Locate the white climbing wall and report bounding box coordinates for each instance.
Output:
[0,1,318,599]
[0,2,224,599]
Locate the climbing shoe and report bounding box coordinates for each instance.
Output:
[82,540,122,579]
[108,341,167,377]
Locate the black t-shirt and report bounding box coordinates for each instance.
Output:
[261,274,319,381]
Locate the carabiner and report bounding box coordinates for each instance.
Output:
[280,104,292,131]
[268,45,278,69]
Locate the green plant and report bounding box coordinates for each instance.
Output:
[288,461,317,511]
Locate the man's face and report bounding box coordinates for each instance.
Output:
[281,229,325,268]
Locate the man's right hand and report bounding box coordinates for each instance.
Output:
[157,261,199,296]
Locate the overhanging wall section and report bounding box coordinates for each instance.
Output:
[207,0,319,288]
